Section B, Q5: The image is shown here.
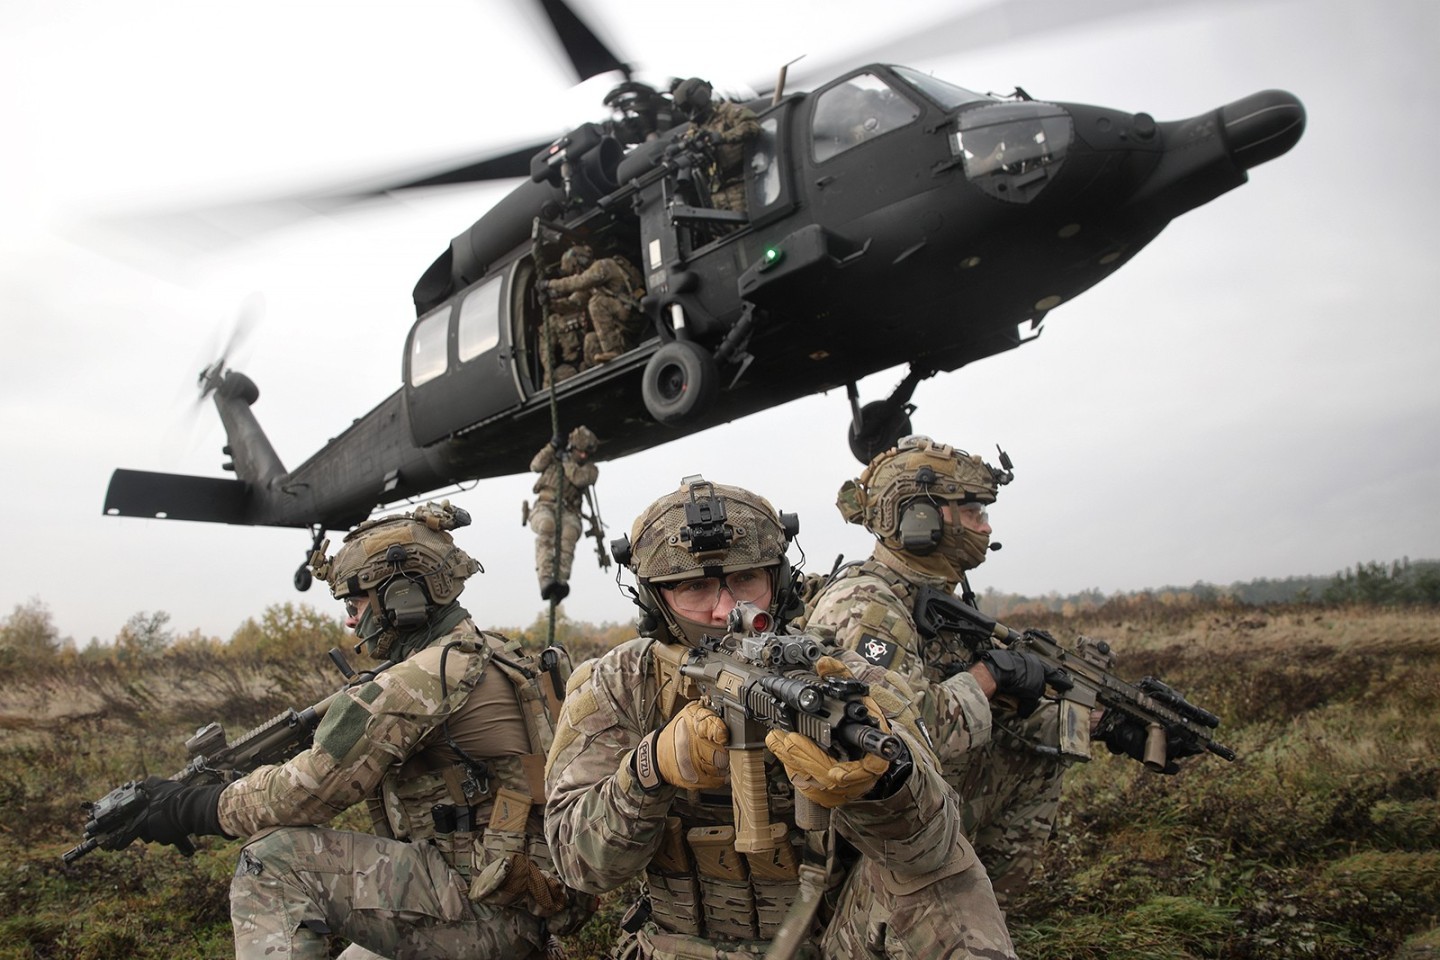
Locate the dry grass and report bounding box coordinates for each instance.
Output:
[0,602,1435,959]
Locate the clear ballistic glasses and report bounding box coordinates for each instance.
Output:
[662,569,771,615]
[954,503,990,526]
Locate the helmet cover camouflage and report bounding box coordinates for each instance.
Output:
[310,501,481,605]
[560,244,593,275]
[838,435,1002,539]
[568,425,598,453]
[628,477,789,585]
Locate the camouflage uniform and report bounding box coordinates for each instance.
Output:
[698,101,761,213]
[674,78,761,213]
[540,296,587,385]
[802,437,1067,902]
[527,426,600,600]
[545,477,1016,960]
[805,564,1065,902]
[545,247,645,366]
[214,507,586,959]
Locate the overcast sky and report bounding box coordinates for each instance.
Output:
[2,0,1436,645]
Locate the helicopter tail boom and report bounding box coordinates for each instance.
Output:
[103,469,255,525]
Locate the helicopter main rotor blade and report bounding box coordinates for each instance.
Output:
[534,0,631,82]
[774,0,1249,94]
[349,141,546,195]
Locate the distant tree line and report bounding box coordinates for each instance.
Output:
[2,557,1436,671]
[981,556,1440,619]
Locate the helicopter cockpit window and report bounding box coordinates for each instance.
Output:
[457,276,503,363]
[408,306,450,387]
[952,101,1072,204]
[812,73,920,164]
[891,67,993,110]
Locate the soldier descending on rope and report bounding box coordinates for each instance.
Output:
[119,502,591,959]
[538,244,646,369]
[526,425,601,603]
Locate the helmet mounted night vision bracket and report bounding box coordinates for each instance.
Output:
[680,479,732,556]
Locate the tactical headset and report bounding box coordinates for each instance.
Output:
[895,464,944,555]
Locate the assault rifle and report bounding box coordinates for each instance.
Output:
[63,651,394,863]
[583,486,611,571]
[913,586,1236,771]
[674,603,902,854]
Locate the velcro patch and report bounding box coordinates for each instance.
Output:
[858,633,899,669]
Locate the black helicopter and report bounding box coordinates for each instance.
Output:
[103,0,1305,591]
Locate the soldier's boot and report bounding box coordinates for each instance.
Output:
[596,321,628,361]
[541,580,570,602]
[582,331,604,367]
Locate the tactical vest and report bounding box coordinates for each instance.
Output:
[371,627,563,890]
[638,640,816,944]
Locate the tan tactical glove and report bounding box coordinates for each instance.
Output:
[654,701,731,789]
[764,656,892,809]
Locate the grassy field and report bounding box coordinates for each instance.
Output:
[0,602,1436,959]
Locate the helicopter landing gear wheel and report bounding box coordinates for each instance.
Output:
[847,400,914,464]
[642,340,718,424]
[293,564,313,592]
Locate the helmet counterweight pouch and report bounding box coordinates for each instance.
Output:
[897,501,943,555]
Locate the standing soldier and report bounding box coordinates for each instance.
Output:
[124,502,591,959]
[545,476,1020,959]
[802,436,1073,903]
[527,425,600,603]
[540,244,645,368]
[672,77,760,213]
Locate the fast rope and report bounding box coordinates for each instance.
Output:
[543,290,564,649]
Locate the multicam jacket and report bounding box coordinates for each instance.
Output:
[544,635,976,945]
[218,606,556,881]
[804,558,1066,897]
[531,445,599,513]
[801,559,993,780]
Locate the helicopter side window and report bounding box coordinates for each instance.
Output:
[811,73,920,164]
[754,116,782,207]
[457,276,503,363]
[408,305,450,387]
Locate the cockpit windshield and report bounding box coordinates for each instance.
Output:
[891,67,994,110]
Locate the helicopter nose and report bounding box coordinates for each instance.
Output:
[1221,90,1306,170]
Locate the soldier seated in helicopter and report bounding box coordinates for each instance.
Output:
[539,243,646,368]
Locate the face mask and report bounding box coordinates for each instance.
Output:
[944,524,991,573]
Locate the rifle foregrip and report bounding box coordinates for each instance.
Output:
[730,747,777,854]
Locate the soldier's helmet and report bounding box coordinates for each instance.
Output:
[568,425,598,454]
[311,501,481,609]
[671,77,714,118]
[611,476,800,642]
[560,244,594,274]
[838,435,1007,548]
